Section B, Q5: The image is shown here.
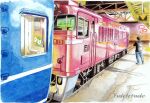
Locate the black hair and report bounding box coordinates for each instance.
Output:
[137,36,140,41]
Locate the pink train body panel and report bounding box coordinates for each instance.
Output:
[53,3,129,77]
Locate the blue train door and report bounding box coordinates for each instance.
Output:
[0,1,54,102]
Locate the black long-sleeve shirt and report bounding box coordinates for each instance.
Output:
[133,41,142,52]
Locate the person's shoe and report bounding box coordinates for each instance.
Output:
[136,63,140,65]
[142,61,144,64]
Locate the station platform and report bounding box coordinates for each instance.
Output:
[63,48,150,102]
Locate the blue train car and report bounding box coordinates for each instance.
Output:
[0,0,54,102]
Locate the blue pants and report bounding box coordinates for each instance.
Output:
[135,51,144,64]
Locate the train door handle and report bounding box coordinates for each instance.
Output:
[1,73,9,80]
[84,45,89,52]
[1,50,9,57]
[114,43,117,45]
[1,27,9,35]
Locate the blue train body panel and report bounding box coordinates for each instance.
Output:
[0,0,54,102]
[1,69,51,102]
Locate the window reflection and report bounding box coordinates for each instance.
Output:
[21,14,47,56]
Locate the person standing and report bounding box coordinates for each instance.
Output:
[133,36,144,64]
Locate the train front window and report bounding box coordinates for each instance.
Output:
[54,15,75,31]
[21,14,47,56]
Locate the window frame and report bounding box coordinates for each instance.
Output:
[20,12,48,57]
[104,27,107,41]
[54,14,76,31]
[77,16,89,39]
[102,27,105,42]
[99,26,103,42]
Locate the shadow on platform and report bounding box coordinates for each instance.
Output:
[105,65,142,76]
[118,58,135,63]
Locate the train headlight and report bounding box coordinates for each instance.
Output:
[57,58,62,64]
[57,76,63,85]
[57,56,64,64]
[50,74,56,86]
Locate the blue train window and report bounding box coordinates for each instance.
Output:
[21,14,47,56]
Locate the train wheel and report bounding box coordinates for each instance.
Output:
[74,78,81,91]
[87,66,94,76]
[101,61,106,68]
[96,64,101,74]
[125,49,128,54]
[87,69,92,80]
[108,56,114,64]
[123,50,126,56]
[79,73,86,85]
[73,74,83,91]
[118,53,121,59]
[115,54,118,60]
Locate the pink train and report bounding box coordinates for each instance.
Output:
[49,1,129,101]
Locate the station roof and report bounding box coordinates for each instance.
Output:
[55,0,149,29]
[75,0,150,29]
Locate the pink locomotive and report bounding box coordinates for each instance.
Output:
[49,0,129,101]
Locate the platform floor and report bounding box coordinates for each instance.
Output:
[63,49,150,102]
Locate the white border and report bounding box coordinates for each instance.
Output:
[38,98,47,103]
[0,64,53,85]
[65,39,83,44]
